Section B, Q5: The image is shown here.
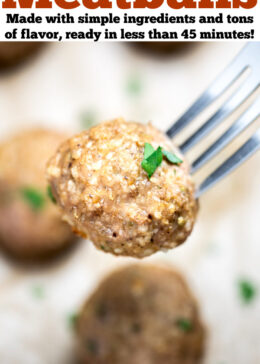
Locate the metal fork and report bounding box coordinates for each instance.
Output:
[167,42,260,198]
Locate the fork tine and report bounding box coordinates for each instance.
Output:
[191,96,260,174]
[180,75,259,153]
[166,44,251,138]
[195,129,260,198]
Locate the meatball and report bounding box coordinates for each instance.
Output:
[77,265,205,364]
[0,129,77,261]
[47,118,197,258]
[133,42,188,55]
[0,42,43,69]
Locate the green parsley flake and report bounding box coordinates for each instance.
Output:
[21,187,45,211]
[126,74,142,96]
[86,338,99,355]
[47,185,56,204]
[141,143,183,179]
[67,312,78,329]
[176,318,193,332]
[238,279,257,304]
[80,110,97,130]
[162,149,183,165]
[143,142,155,159]
[31,284,45,299]
[141,146,163,179]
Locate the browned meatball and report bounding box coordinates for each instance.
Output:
[133,42,188,55]
[0,42,43,69]
[47,118,197,258]
[0,129,78,261]
[77,265,205,364]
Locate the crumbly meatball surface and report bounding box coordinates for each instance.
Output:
[47,118,197,258]
[0,129,77,261]
[77,265,205,364]
[0,42,42,69]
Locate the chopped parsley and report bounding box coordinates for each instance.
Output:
[141,146,163,179]
[31,284,45,299]
[131,322,142,333]
[162,149,183,165]
[238,279,257,304]
[47,185,56,204]
[80,110,97,130]
[67,312,78,330]
[21,187,45,211]
[126,74,142,96]
[86,338,99,355]
[95,303,108,319]
[141,143,183,179]
[176,318,193,332]
[143,142,155,159]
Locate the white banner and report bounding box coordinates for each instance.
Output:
[0,1,259,41]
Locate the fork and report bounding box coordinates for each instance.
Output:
[166,42,260,198]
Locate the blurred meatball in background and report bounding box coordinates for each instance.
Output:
[132,42,195,56]
[0,42,44,70]
[0,129,78,262]
[77,264,205,364]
